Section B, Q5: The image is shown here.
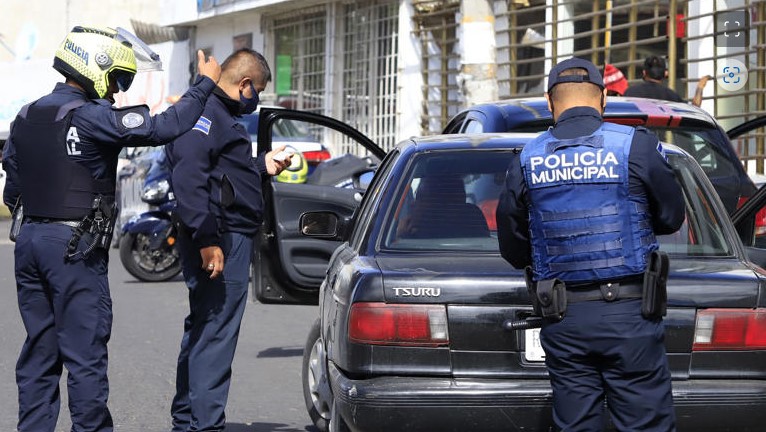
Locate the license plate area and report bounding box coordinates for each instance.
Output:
[524,328,546,362]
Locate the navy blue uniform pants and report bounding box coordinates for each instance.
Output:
[14,222,113,432]
[540,298,675,432]
[171,230,253,432]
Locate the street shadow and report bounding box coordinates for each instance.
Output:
[225,422,319,432]
[122,272,186,284]
[257,346,304,358]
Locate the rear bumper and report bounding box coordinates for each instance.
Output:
[329,363,766,432]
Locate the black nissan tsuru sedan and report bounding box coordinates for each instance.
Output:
[249,108,766,432]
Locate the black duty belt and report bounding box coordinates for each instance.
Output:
[567,281,643,303]
[26,217,80,228]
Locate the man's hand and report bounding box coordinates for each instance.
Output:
[200,245,224,279]
[265,144,292,176]
[197,50,221,84]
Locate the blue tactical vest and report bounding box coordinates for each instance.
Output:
[520,122,657,284]
[12,100,113,219]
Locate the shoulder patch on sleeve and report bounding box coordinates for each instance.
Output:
[121,112,144,128]
[114,105,150,131]
[193,116,212,135]
[656,140,668,161]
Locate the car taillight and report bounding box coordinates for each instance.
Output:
[349,302,449,347]
[693,309,766,351]
[302,150,331,165]
[737,196,766,235]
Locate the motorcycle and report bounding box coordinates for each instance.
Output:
[118,148,182,282]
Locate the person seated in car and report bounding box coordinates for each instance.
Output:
[398,174,489,239]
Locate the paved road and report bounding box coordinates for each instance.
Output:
[0,219,319,432]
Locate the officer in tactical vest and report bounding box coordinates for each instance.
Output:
[496,57,685,431]
[2,26,221,432]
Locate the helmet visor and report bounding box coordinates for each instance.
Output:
[115,27,162,72]
[110,70,135,92]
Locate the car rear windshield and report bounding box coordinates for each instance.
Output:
[381,149,733,257]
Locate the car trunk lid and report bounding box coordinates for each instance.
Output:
[376,254,761,379]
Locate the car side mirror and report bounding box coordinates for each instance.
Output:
[300,211,348,240]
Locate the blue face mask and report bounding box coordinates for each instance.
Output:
[239,81,260,114]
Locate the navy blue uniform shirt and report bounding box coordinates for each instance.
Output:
[2,75,217,210]
[166,89,268,248]
[496,106,686,269]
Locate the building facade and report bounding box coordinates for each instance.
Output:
[159,0,766,173]
[1,1,763,172]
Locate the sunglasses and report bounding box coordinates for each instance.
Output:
[109,71,135,92]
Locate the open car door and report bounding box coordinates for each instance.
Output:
[729,115,766,267]
[732,182,766,267]
[726,116,766,141]
[252,108,386,304]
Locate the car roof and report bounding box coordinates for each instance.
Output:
[403,132,685,156]
[405,133,536,151]
[465,97,719,131]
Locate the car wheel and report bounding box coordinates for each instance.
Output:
[302,318,332,431]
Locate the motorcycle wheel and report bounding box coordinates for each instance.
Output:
[119,232,182,282]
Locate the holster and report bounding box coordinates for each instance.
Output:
[524,266,566,322]
[642,250,669,319]
[93,198,118,251]
[9,198,24,242]
[65,195,117,259]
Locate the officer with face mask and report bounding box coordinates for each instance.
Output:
[1,26,220,432]
[164,48,290,432]
[496,57,685,431]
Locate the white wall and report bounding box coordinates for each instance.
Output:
[0,0,165,135]
[194,11,266,60]
[0,0,162,63]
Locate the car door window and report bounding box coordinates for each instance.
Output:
[256,109,384,189]
[656,153,733,256]
[651,128,734,179]
[349,149,399,250]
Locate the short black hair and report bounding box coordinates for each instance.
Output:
[221,48,272,84]
[643,56,667,80]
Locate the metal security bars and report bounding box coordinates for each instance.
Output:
[684,1,766,173]
[341,0,400,152]
[413,0,462,135]
[266,1,399,155]
[271,7,328,116]
[489,0,766,173]
[494,0,686,98]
